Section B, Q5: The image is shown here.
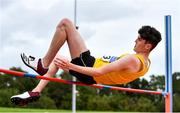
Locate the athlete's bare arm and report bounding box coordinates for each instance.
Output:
[54,55,141,77]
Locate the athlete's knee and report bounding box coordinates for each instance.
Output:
[62,18,73,25]
[57,18,73,28]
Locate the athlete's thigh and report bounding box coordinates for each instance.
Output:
[65,23,88,59]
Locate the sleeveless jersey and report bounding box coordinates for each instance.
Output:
[92,54,150,85]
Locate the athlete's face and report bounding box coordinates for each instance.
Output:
[133,35,151,53]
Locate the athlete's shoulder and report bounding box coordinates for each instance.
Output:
[120,54,141,64]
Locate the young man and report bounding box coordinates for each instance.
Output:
[11,18,161,106]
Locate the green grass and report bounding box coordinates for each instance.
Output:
[0,107,67,112]
[0,107,121,113]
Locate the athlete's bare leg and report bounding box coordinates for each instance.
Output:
[10,56,63,106]
[32,59,59,93]
[42,18,88,67]
[32,54,69,93]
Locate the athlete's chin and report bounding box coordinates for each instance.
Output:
[133,48,136,52]
[134,49,139,53]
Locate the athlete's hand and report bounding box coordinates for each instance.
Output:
[54,57,70,70]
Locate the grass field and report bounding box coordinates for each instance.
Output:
[0,107,121,113]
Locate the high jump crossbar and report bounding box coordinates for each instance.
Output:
[0,68,164,95]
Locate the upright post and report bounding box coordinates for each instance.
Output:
[165,15,173,112]
[72,0,77,113]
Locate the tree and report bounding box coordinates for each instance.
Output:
[173,72,180,111]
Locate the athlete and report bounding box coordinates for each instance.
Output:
[11,18,161,106]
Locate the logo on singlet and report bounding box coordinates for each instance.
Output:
[102,55,119,63]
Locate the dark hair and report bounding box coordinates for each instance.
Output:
[138,26,162,51]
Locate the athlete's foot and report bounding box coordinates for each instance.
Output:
[11,91,40,106]
[21,53,48,75]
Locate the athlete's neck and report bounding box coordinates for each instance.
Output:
[136,52,150,61]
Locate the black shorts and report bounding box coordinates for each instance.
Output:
[69,50,97,84]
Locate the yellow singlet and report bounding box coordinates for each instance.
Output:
[92,54,150,85]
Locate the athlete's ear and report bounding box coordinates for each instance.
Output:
[145,43,152,51]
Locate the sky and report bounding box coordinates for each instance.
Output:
[0,0,180,80]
